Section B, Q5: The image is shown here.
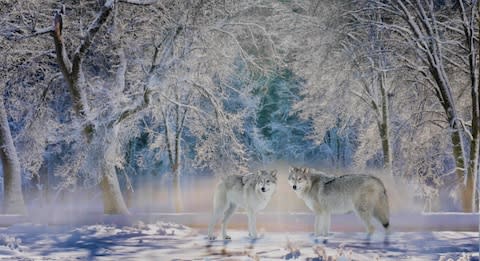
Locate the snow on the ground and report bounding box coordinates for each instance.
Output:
[0,222,476,261]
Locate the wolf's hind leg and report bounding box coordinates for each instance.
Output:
[207,190,228,240]
[314,214,321,237]
[221,203,237,240]
[355,207,375,236]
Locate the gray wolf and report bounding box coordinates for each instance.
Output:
[207,170,278,240]
[288,167,390,237]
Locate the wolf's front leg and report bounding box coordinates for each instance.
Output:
[321,214,331,237]
[314,213,330,237]
[247,211,257,239]
[314,214,322,237]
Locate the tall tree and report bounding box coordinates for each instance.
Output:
[50,0,129,214]
[0,86,26,214]
[343,5,395,173]
[458,0,479,212]
[354,0,477,211]
[159,86,191,212]
[46,0,276,214]
[0,0,62,214]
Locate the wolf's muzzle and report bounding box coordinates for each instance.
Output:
[261,187,266,192]
[293,185,297,190]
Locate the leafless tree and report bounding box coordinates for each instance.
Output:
[351,0,477,211]
[2,0,279,214]
[0,85,26,214]
[343,3,396,174]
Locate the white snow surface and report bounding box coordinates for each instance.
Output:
[0,221,476,260]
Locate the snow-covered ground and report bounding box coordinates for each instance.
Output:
[0,221,477,260]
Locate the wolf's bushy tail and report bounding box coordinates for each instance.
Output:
[374,188,390,230]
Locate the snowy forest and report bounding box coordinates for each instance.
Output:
[0,0,478,260]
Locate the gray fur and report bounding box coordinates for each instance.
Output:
[207,170,277,240]
[288,167,390,237]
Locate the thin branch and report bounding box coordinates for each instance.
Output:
[15,26,53,41]
[119,0,159,5]
[71,0,115,78]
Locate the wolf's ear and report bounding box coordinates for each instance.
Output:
[242,173,255,185]
[271,169,278,178]
[288,167,294,172]
[301,168,308,174]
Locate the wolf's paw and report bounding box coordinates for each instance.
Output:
[364,234,372,245]
[384,228,392,236]
[207,235,216,241]
[313,237,328,244]
[248,233,260,240]
[312,232,329,238]
[223,235,231,240]
[312,234,328,244]
[383,237,390,246]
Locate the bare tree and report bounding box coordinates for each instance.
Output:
[0,86,26,215]
[457,0,479,212]
[0,0,60,214]
[50,0,277,214]
[158,85,191,212]
[343,4,395,174]
[352,0,477,211]
[49,0,129,214]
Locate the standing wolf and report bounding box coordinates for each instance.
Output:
[207,170,277,240]
[288,167,390,237]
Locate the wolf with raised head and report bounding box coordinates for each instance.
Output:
[207,170,277,240]
[288,167,390,237]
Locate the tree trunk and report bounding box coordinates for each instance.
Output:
[172,165,183,212]
[428,61,469,211]
[100,127,130,215]
[100,164,129,215]
[462,15,480,211]
[0,96,26,214]
[36,161,50,206]
[378,71,393,175]
[95,130,129,214]
[464,133,478,212]
[378,121,392,170]
[461,3,480,212]
[449,125,474,212]
[451,127,467,180]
